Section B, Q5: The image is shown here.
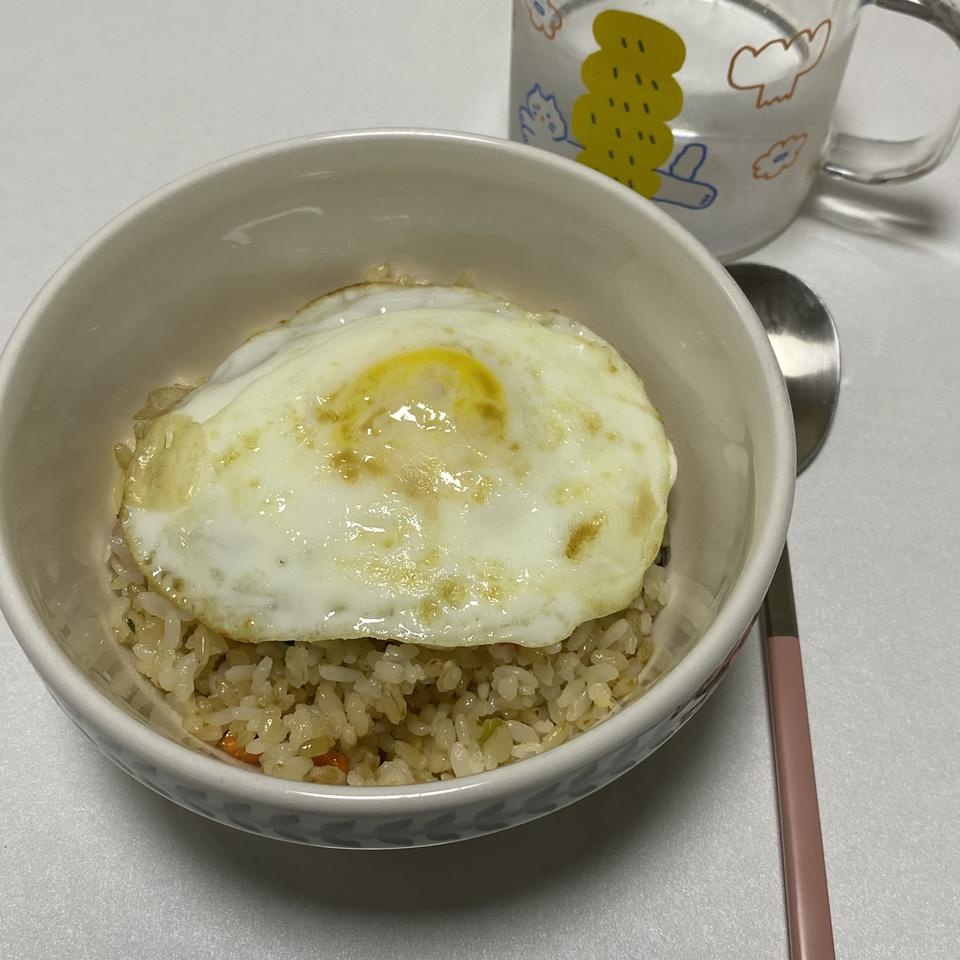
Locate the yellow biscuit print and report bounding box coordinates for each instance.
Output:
[572,11,686,197]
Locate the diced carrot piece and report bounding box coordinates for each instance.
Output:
[313,750,350,774]
[218,732,260,765]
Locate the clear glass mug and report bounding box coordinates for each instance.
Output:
[510,0,960,260]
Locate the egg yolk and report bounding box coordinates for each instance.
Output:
[320,347,508,501]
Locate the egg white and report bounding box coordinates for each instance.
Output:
[121,284,674,647]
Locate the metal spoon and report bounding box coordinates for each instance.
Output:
[728,263,841,960]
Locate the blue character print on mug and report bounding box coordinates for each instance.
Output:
[653,143,718,210]
[519,84,579,149]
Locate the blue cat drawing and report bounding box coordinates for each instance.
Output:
[519,84,579,149]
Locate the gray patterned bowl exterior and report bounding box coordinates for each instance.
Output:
[0,131,793,848]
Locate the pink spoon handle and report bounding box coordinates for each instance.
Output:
[764,543,835,960]
[767,633,835,960]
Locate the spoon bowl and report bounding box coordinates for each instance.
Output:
[728,263,840,473]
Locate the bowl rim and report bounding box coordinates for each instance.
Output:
[0,128,795,815]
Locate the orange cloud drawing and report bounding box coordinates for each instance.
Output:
[752,134,808,180]
[523,0,563,39]
[728,19,831,108]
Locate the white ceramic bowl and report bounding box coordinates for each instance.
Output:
[0,130,794,847]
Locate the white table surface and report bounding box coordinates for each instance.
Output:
[2,3,958,958]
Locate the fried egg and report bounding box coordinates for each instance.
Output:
[121,284,675,648]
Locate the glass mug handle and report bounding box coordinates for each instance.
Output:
[823,0,960,184]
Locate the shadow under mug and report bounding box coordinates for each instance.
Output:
[509,0,960,261]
